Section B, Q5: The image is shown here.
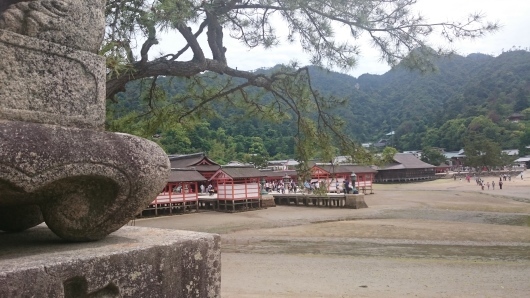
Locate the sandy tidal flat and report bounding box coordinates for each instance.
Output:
[136,171,530,297]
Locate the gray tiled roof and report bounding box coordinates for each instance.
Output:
[192,164,221,172]
[314,164,378,174]
[169,152,220,168]
[215,166,265,179]
[168,169,207,182]
[380,153,435,170]
[260,169,298,178]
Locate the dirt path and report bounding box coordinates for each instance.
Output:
[136,171,530,297]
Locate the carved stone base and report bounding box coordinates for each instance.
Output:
[0,29,106,129]
[344,194,368,209]
[0,226,221,297]
[260,194,276,208]
[0,120,170,241]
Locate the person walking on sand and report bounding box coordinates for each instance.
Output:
[487,182,490,190]
[499,180,503,190]
[492,181,495,190]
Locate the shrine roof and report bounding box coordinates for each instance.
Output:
[168,169,207,182]
[378,153,435,170]
[313,164,378,174]
[168,152,220,168]
[211,166,265,180]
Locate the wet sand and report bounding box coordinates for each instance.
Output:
[135,171,530,297]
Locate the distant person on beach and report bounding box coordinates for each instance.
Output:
[499,181,503,190]
[492,181,495,190]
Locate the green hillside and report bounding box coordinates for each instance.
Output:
[107,50,530,162]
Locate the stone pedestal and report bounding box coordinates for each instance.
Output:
[0,226,221,297]
[0,29,106,129]
[344,194,368,209]
[260,194,276,208]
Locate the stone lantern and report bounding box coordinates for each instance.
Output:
[260,177,268,194]
[350,172,358,194]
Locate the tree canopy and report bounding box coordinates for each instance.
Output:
[104,0,498,163]
[420,147,446,166]
[464,134,502,170]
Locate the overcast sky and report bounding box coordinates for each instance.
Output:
[156,0,530,77]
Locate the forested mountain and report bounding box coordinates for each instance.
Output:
[107,50,530,163]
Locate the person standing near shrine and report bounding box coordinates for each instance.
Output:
[207,183,214,195]
[344,180,350,194]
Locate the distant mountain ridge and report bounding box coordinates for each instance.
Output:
[305,50,530,149]
[110,50,530,157]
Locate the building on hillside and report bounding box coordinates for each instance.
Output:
[310,164,378,194]
[374,153,436,182]
[443,149,466,170]
[502,149,519,156]
[508,113,524,123]
[169,152,221,180]
[209,166,265,211]
[144,168,206,216]
[266,159,299,171]
[514,156,530,168]
[373,139,389,148]
[225,161,252,167]
[332,156,352,164]
[403,150,421,159]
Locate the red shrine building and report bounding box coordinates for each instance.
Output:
[310,164,378,194]
[209,166,264,211]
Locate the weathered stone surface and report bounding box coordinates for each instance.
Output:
[0,120,170,241]
[344,194,368,209]
[260,194,276,208]
[0,30,106,129]
[0,226,221,297]
[0,0,106,53]
[0,0,172,242]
